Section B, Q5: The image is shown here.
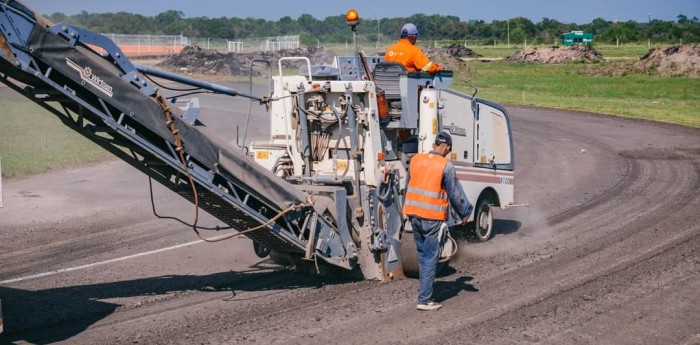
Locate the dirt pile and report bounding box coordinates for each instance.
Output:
[441,44,482,58]
[159,44,473,76]
[158,46,232,74]
[421,44,476,70]
[508,44,604,64]
[158,46,337,76]
[588,44,700,77]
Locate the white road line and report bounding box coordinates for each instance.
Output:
[0,239,209,285]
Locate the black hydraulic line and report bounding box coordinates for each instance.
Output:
[166,90,215,99]
[295,90,312,178]
[143,73,201,92]
[331,106,348,177]
[377,171,394,202]
[148,177,232,231]
[135,64,263,102]
[345,88,362,199]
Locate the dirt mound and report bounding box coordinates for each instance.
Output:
[158,46,232,74]
[422,45,475,71]
[443,44,482,58]
[508,44,604,64]
[158,46,337,76]
[588,44,700,77]
[159,44,473,76]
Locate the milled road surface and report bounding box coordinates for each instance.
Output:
[1,82,699,344]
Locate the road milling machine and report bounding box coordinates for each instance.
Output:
[0,1,515,284]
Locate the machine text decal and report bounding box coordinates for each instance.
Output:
[447,123,467,136]
[66,58,114,97]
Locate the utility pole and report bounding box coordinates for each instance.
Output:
[377,16,380,49]
[0,154,3,208]
[507,19,510,47]
[648,14,651,48]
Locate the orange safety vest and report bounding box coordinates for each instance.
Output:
[403,153,449,220]
[385,38,442,73]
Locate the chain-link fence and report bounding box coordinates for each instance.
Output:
[151,36,300,53]
[101,33,472,57]
[101,34,189,57]
[102,33,306,56]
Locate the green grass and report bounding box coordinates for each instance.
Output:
[469,45,520,58]
[318,42,668,60]
[466,43,672,59]
[0,100,112,178]
[457,61,700,127]
[592,44,659,58]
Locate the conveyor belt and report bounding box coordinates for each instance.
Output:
[0,0,353,270]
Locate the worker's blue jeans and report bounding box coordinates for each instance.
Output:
[409,216,442,305]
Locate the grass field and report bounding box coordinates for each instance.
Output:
[592,44,666,58]
[1,53,698,178]
[457,61,700,127]
[332,42,671,59]
[0,100,112,178]
[466,43,670,59]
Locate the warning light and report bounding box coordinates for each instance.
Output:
[346,10,360,27]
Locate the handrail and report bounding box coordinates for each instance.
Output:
[278,56,311,81]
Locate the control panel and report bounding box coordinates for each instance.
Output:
[334,55,385,81]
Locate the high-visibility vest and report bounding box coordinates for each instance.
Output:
[403,153,449,220]
[385,38,442,73]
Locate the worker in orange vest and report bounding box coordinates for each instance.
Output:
[385,23,442,73]
[404,131,472,311]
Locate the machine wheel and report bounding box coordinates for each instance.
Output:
[401,229,451,279]
[401,230,420,278]
[472,200,494,242]
[253,241,270,258]
[268,250,294,266]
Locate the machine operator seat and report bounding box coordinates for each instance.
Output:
[373,62,407,117]
[373,62,406,101]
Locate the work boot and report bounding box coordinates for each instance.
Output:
[416,301,442,311]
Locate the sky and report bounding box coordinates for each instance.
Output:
[26,0,699,24]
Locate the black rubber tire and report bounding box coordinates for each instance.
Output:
[268,250,294,266]
[472,200,494,242]
[401,229,450,279]
[401,230,420,278]
[253,241,271,258]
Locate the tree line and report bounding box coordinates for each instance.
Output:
[46,10,700,46]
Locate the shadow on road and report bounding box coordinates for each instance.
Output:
[492,219,523,238]
[0,262,356,344]
[434,275,479,302]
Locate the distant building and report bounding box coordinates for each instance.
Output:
[561,31,593,46]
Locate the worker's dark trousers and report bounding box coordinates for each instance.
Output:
[409,216,442,305]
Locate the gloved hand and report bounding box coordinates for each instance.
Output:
[438,222,449,245]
